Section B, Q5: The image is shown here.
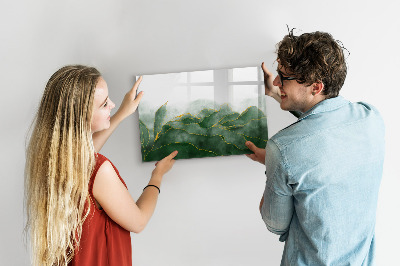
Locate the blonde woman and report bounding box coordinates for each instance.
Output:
[25,65,177,266]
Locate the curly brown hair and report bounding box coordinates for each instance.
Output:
[277,30,348,98]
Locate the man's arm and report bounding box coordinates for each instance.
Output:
[93,77,143,152]
[260,140,294,240]
[246,139,294,239]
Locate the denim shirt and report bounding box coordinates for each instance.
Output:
[260,96,385,266]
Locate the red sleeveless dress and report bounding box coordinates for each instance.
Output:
[69,153,132,266]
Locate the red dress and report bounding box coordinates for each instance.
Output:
[69,153,132,266]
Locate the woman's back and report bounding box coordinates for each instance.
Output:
[69,153,131,266]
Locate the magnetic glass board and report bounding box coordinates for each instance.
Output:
[137,66,268,161]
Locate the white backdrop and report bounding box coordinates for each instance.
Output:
[1,0,399,265]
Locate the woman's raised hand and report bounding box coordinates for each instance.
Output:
[116,76,144,119]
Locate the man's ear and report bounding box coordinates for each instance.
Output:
[312,82,324,96]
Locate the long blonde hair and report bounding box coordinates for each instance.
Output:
[25,65,101,265]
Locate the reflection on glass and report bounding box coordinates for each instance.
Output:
[231,67,258,82]
[177,72,188,83]
[190,70,213,83]
[190,86,214,101]
[169,86,188,105]
[232,85,258,111]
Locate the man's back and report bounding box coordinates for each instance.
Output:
[262,96,385,265]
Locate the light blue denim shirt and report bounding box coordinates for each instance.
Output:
[261,96,385,266]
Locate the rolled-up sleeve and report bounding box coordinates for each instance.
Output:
[260,139,294,241]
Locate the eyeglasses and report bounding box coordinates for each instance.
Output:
[277,70,297,86]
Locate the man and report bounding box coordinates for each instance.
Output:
[246,31,385,265]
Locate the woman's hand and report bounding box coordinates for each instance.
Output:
[92,77,144,152]
[152,151,178,178]
[262,62,281,103]
[115,76,144,120]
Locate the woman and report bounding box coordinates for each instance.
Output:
[25,65,177,265]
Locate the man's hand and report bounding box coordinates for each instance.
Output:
[262,62,281,103]
[245,141,266,165]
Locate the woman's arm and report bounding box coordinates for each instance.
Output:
[93,151,178,233]
[92,76,143,152]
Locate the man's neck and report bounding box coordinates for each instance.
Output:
[301,95,327,113]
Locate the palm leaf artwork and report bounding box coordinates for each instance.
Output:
[139,103,268,161]
[137,66,268,162]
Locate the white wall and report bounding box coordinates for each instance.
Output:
[1,0,399,265]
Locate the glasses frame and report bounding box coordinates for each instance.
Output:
[277,70,297,86]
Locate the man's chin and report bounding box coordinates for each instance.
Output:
[279,103,290,111]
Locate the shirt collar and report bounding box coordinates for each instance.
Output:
[298,95,350,121]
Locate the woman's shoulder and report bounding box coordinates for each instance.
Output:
[96,160,117,178]
[91,153,109,179]
[95,153,108,164]
[94,153,127,188]
[90,153,115,194]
